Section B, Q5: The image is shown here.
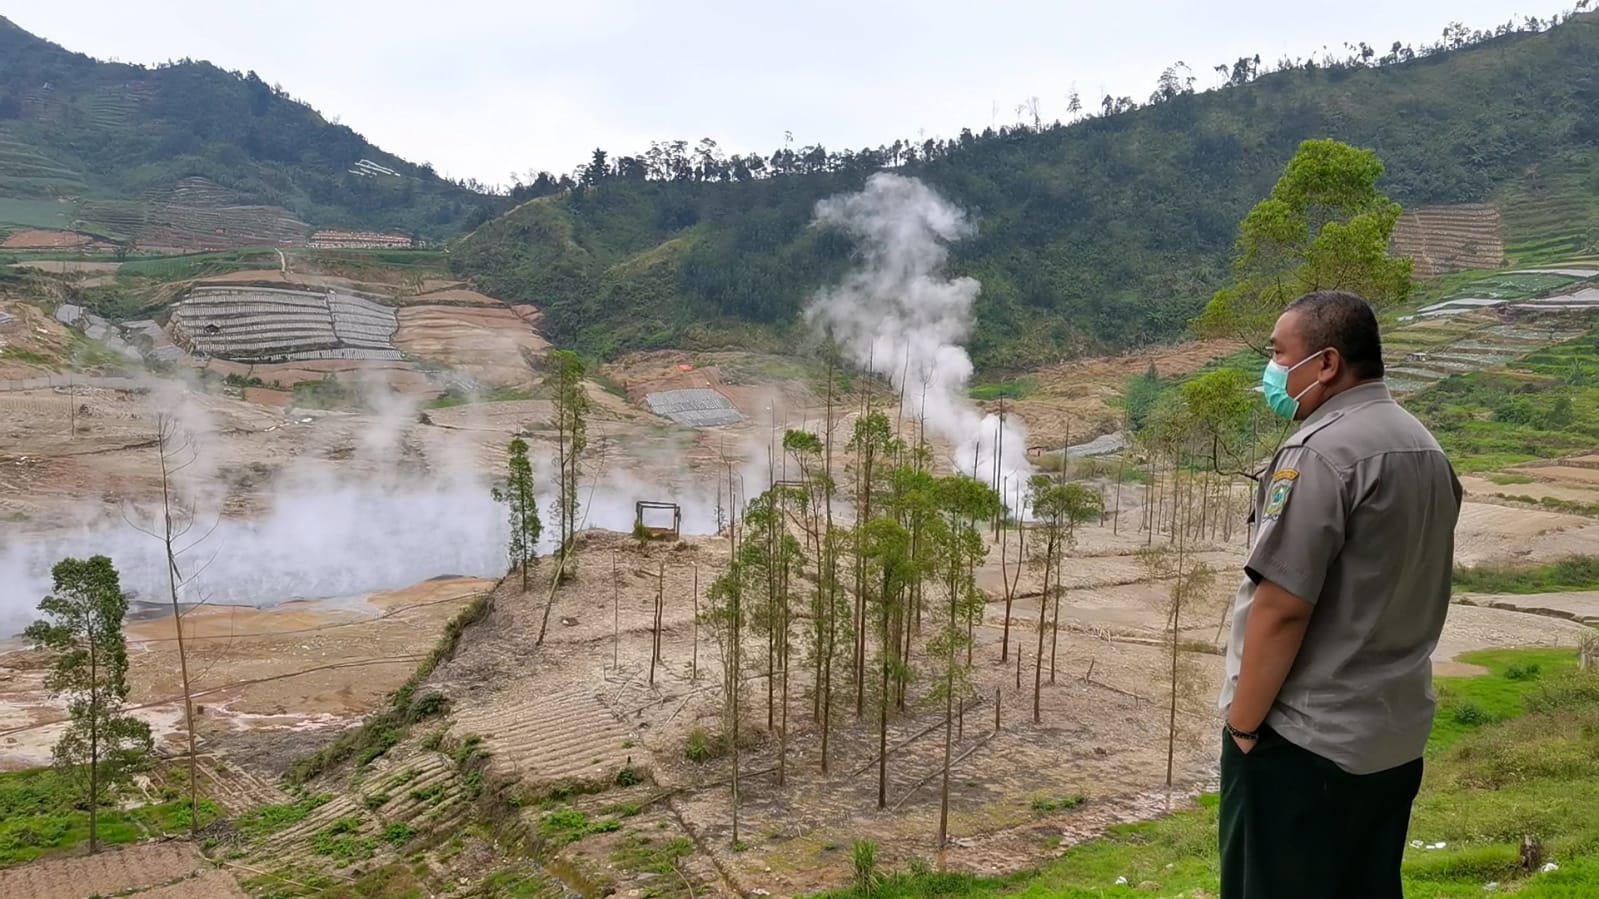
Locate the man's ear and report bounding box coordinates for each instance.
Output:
[1319,348,1341,383]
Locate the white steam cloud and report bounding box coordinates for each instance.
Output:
[0,381,719,636]
[804,173,1031,503]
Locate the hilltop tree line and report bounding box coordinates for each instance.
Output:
[482,6,1595,202]
[455,7,1599,373]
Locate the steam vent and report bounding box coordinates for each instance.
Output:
[171,286,401,363]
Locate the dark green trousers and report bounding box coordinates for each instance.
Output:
[1219,725,1423,899]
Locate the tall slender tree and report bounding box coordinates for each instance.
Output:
[862,516,915,809]
[933,475,1000,852]
[545,350,590,580]
[492,436,541,590]
[25,557,153,854]
[848,411,896,717]
[139,414,205,835]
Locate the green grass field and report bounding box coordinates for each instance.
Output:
[0,197,76,231]
[1454,556,1599,597]
[818,648,1599,898]
[0,768,219,868]
[115,248,282,281]
[1408,322,1599,473]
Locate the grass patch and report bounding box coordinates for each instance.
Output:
[292,376,366,411]
[235,792,334,839]
[1427,648,1580,752]
[310,816,378,864]
[426,384,537,409]
[1029,794,1087,815]
[0,767,221,868]
[969,377,1039,401]
[611,833,694,876]
[115,249,280,281]
[1487,472,1537,486]
[0,346,51,366]
[480,870,565,897]
[0,198,76,231]
[537,808,621,847]
[815,649,1599,898]
[382,822,416,846]
[1453,555,1599,595]
[1409,324,1599,472]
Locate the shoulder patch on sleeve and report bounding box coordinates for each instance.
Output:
[1263,469,1298,519]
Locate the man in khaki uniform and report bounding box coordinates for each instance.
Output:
[1218,291,1462,899]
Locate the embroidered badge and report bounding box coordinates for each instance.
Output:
[1263,469,1298,520]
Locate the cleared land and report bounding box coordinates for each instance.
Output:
[0,285,1592,895]
[1391,203,1506,277]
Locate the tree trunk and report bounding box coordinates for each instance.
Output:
[878,574,892,810]
[692,563,699,681]
[1000,513,1012,663]
[612,551,620,669]
[157,428,199,837]
[1033,535,1051,724]
[731,575,742,848]
[89,637,99,854]
[1049,553,1062,685]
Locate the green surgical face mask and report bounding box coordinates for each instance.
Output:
[1261,350,1327,420]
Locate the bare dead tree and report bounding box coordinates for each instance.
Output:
[123,413,220,837]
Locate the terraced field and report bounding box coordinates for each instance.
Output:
[0,842,242,899]
[1382,312,1586,395]
[0,134,86,199]
[0,196,74,232]
[1390,204,1505,277]
[139,178,309,250]
[451,690,640,789]
[1403,314,1599,476]
[1498,154,1599,265]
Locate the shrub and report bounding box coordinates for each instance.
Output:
[1525,671,1599,714]
[1450,701,1492,727]
[1504,662,1542,681]
[851,839,881,896]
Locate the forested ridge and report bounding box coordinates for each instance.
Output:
[456,9,1599,372]
[0,17,485,239]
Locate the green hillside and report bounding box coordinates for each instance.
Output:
[0,16,488,243]
[455,11,1599,372]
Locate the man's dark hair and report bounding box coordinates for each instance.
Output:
[1287,291,1385,380]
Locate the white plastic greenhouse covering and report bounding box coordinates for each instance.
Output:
[172,286,400,362]
[644,389,743,428]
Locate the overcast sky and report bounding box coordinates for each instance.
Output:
[9,1,1576,186]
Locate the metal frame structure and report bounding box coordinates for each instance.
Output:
[635,501,682,539]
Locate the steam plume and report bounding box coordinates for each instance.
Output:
[804,173,1031,503]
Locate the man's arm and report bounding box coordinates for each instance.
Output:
[1227,447,1346,749]
[1227,579,1313,748]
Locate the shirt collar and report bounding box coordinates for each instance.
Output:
[1302,380,1391,427]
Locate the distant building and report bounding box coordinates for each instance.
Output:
[308,229,416,250]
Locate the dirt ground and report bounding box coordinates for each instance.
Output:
[0,300,78,378]
[393,304,549,389]
[1452,501,1599,565]
[1461,474,1599,506]
[1001,339,1241,449]
[1,331,1593,895]
[1,577,491,772]
[0,841,242,898]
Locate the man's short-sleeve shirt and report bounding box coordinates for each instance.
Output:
[1219,382,1463,775]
